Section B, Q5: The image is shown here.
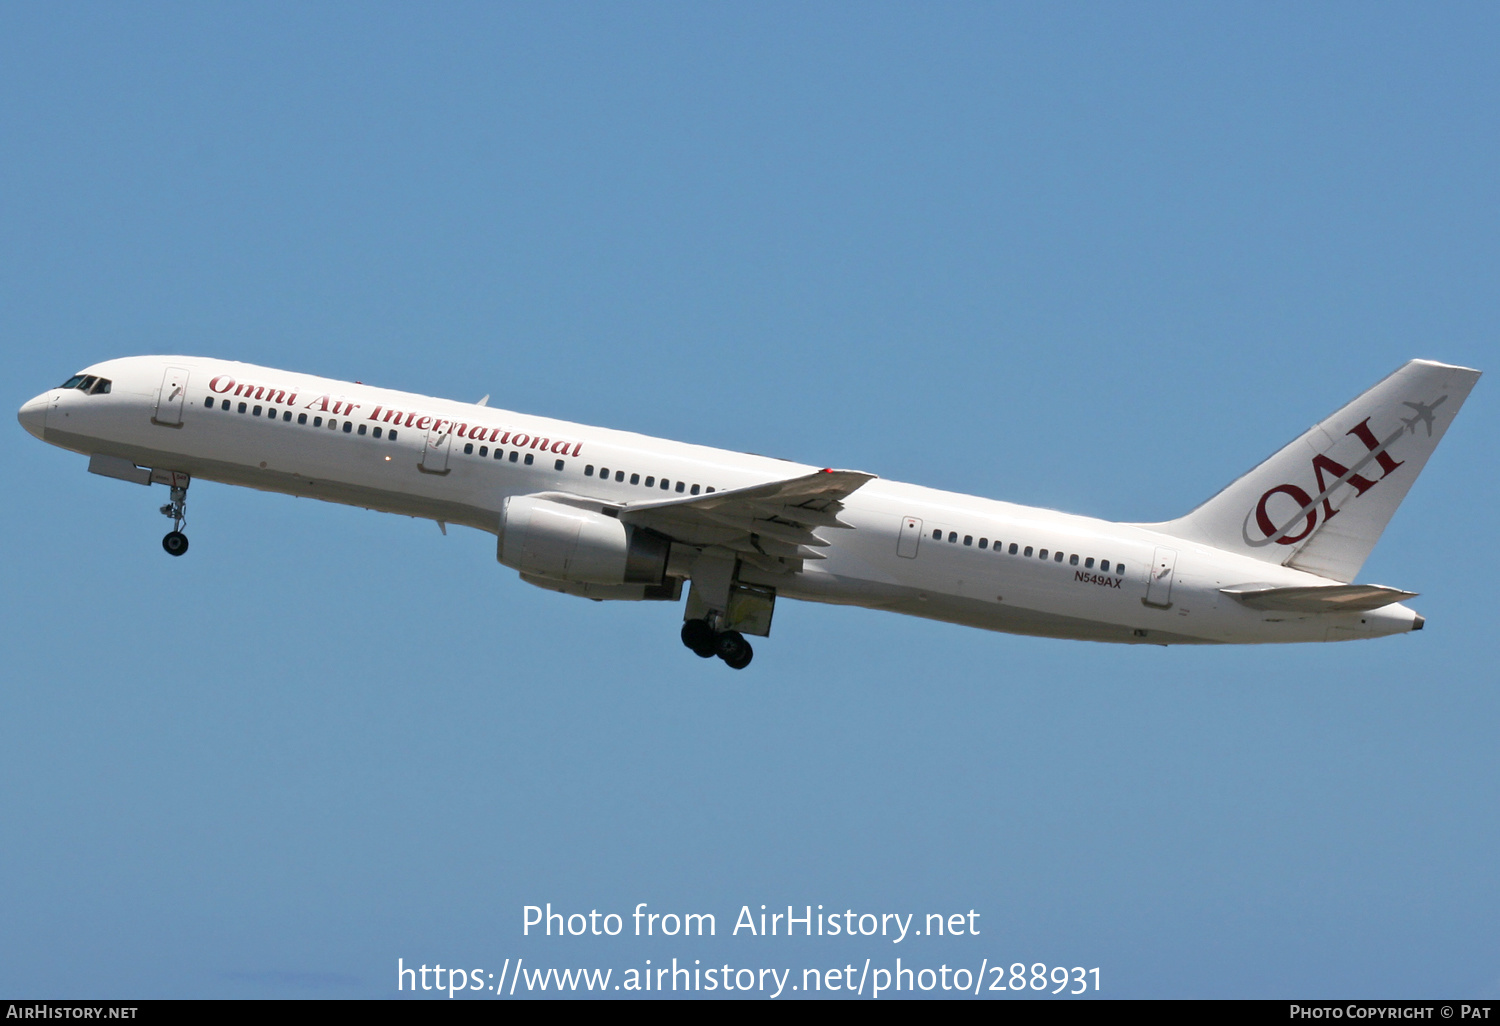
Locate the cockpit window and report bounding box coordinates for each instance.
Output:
[57,374,111,394]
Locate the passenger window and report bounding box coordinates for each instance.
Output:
[1024,546,1033,557]
[204,397,213,408]
[691,484,700,495]
[615,471,624,481]
[1039,549,1048,559]
[254,406,263,416]
[298,412,307,424]
[585,465,594,476]
[599,467,609,478]
[932,529,942,540]
[343,421,352,433]
[330,420,339,430]
[1100,561,1110,572]
[238,402,247,413]
[1054,551,1064,562]
[357,424,367,435]
[389,431,398,441]
[313,416,322,426]
[645,476,655,487]
[478,445,487,456]
[268,408,277,418]
[222,400,231,411]
[1116,565,1125,576]
[963,535,972,546]
[1085,557,1094,568]
[1009,543,1018,555]
[706,487,715,493]
[630,473,640,484]
[675,481,685,493]
[374,426,382,438]
[283,411,291,422]
[554,459,565,471]
[464,443,474,455]
[661,479,671,490]
[1069,554,1078,565]
[524,453,534,465]
[948,532,957,543]
[493,449,503,459]
[978,538,987,549]
[509,451,519,462]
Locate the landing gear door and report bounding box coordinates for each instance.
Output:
[897,516,923,558]
[1144,547,1177,608]
[420,423,452,474]
[154,366,190,427]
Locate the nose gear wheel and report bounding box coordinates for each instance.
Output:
[158,476,191,556]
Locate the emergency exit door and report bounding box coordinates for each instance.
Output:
[1144,547,1177,608]
[419,423,452,474]
[897,516,923,558]
[153,366,190,427]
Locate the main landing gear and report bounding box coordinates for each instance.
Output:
[681,618,753,670]
[158,474,190,557]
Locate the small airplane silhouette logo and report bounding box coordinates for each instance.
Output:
[1400,395,1448,437]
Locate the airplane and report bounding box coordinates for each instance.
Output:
[17,356,1480,669]
[1401,396,1447,437]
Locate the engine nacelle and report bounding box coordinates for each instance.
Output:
[498,495,669,586]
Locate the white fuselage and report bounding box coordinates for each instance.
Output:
[19,356,1424,646]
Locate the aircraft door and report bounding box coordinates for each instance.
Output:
[897,516,922,558]
[1144,547,1177,608]
[420,423,453,474]
[154,366,190,426]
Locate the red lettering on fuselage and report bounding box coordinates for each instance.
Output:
[209,375,295,405]
[214,374,585,456]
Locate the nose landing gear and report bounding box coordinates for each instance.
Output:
[158,472,190,556]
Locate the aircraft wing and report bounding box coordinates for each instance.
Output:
[1220,583,1418,612]
[617,468,875,574]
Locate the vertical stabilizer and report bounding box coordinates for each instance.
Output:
[1148,360,1480,582]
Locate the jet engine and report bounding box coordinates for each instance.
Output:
[498,495,670,587]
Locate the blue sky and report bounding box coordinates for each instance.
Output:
[2,2,1496,999]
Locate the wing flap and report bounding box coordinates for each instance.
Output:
[618,468,875,574]
[621,469,875,517]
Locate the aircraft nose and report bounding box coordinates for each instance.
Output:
[17,394,48,440]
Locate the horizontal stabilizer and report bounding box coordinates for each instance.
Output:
[1221,583,1417,613]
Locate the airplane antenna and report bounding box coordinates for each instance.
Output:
[476,394,489,407]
